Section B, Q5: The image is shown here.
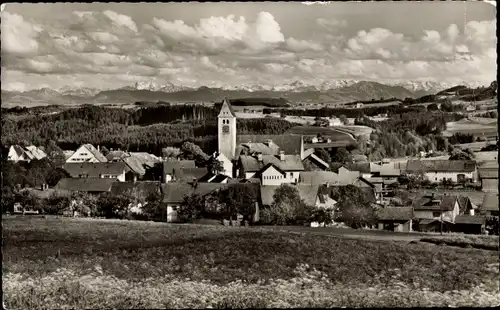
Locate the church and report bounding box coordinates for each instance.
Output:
[215,99,307,185]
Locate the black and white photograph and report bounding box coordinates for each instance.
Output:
[1,1,499,308]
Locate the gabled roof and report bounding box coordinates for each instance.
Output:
[376,207,413,221]
[128,152,160,167]
[175,167,209,182]
[218,98,237,117]
[236,135,303,157]
[63,162,129,178]
[161,182,228,204]
[81,144,108,162]
[457,196,475,213]
[198,173,230,183]
[238,142,280,156]
[481,193,499,211]
[478,160,498,170]
[299,171,343,185]
[110,181,161,198]
[406,160,476,173]
[106,150,128,161]
[341,163,371,174]
[55,178,114,192]
[123,156,146,175]
[240,154,304,173]
[260,163,286,176]
[25,146,47,160]
[413,194,458,211]
[306,153,329,170]
[454,215,486,225]
[260,184,320,206]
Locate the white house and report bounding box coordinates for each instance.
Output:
[63,162,129,182]
[329,117,343,127]
[413,194,460,222]
[66,144,107,163]
[260,164,288,186]
[405,160,476,183]
[239,152,304,184]
[7,145,47,162]
[214,152,234,178]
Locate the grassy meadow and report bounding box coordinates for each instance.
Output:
[3,217,500,308]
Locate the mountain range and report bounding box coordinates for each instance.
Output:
[0,80,486,108]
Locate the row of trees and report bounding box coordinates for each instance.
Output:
[263,105,426,119]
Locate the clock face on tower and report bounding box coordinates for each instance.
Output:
[222,125,230,133]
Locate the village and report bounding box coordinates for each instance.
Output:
[6,99,498,235]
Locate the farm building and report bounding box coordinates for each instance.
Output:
[66,144,107,163]
[238,153,304,184]
[405,160,476,183]
[55,178,115,193]
[451,215,486,235]
[413,194,460,222]
[375,207,413,232]
[478,161,498,193]
[63,162,129,182]
[480,193,499,217]
[7,145,47,163]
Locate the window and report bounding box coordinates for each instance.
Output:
[290,172,294,177]
[432,212,441,217]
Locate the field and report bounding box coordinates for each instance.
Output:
[3,217,500,308]
[443,118,498,137]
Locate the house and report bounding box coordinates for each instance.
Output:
[451,215,486,234]
[162,160,196,183]
[213,152,234,178]
[7,145,47,162]
[54,178,115,193]
[478,161,498,193]
[110,181,162,214]
[376,207,413,232]
[480,193,499,217]
[161,182,229,222]
[405,160,476,183]
[457,196,477,215]
[63,162,129,182]
[413,194,460,223]
[302,152,330,171]
[258,163,288,186]
[66,144,107,163]
[260,184,321,208]
[238,152,304,184]
[236,135,304,159]
[329,117,343,127]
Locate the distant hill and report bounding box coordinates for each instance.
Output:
[1,81,420,108]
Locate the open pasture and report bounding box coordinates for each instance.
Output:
[3,217,499,308]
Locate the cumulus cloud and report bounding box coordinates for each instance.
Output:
[1,12,41,55]
[0,8,496,91]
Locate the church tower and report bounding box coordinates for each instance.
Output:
[218,98,237,160]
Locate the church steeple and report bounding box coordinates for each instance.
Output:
[218,98,237,160]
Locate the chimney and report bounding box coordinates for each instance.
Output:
[469,209,475,216]
[257,153,263,162]
[97,145,100,152]
[279,151,285,161]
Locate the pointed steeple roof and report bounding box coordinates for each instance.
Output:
[218,98,237,117]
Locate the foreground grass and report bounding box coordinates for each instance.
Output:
[3,217,500,308]
[420,234,499,251]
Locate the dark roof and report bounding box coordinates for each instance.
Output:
[106,150,128,161]
[454,215,486,225]
[123,156,146,175]
[236,134,303,157]
[161,183,228,204]
[198,173,229,183]
[240,154,304,173]
[305,153,329,169]
[55,178,114,192]
[175,167,209,182]
[457,196,474,213]
[413,194,458,211]
[163,160,196,175]
[406,160,476,173]
[110,181,161,198]
[342,163,371,174]
[481,193,499,211]
[63,162,129,178]
[376,207,413,221]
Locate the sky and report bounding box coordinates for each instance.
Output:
[1,1,497,91]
